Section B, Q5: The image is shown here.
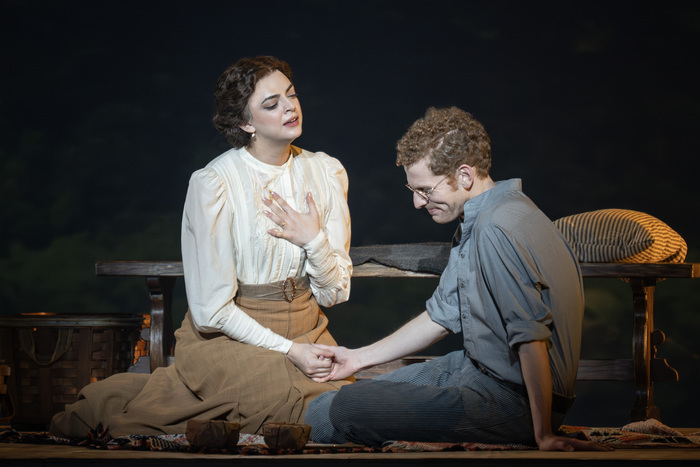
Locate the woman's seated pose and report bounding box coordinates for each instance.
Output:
[50,56,354,437]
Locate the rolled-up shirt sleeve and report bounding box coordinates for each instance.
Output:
[479,224,553,350]
[181,169,292,353]
[303,156,352,307]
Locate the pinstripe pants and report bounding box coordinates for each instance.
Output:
[306,350,555,447]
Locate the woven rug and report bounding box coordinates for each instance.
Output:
[1,419,698,454]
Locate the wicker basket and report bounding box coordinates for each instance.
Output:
[0,313,143,428]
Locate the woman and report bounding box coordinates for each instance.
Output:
[50,56,353,437]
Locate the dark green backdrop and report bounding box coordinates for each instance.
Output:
[2,0,699,428]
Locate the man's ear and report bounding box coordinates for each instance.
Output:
[457,164,475,190]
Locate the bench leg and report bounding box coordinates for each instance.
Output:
[146,276,175,373]
[630,278,660,422]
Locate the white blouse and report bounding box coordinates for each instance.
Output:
[181,146,352,353]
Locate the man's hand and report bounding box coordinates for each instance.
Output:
[537,433,613,452]
[286,342,336,382]
[311,311,449,383]
[312,344,361,381]
[518,341,614,452]
[263,191,320,247]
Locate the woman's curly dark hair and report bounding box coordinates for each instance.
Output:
[212,56,293,148]
[396,107,491,179]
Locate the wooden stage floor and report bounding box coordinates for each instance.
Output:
[2,428,699,467]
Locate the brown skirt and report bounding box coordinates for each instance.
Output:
[50,286,352,437]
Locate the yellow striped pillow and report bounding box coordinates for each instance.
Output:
[554,209,687,263]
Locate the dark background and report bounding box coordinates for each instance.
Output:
[2,0,699,428]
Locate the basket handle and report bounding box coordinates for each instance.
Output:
[17,328,74,366]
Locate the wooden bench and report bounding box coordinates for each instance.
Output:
[95,249,699,423]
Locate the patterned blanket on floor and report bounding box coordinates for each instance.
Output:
[1,419,698,454]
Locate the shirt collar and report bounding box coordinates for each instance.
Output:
[460,178,523,235]
[240,147,294,172]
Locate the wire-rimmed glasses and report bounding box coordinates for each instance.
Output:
[405,175,449,202]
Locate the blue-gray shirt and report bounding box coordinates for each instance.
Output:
[426,179,583,396]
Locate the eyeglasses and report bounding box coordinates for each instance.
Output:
[405,175,450,202]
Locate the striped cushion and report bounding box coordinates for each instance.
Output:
[554,209,687,263]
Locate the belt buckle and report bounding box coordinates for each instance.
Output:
[282,277,297,303]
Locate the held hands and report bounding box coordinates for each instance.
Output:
[311,344,359,382]
[263,191,320,247]
[285,343,359,382]
[286,343,337,382]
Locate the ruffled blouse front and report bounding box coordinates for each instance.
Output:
[181,146,352,353]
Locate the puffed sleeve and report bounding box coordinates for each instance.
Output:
[181,168,293,353]
[302,155,352,307]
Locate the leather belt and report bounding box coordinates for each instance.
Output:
[236,276,310,302]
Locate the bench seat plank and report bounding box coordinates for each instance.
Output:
[96,260,700,279]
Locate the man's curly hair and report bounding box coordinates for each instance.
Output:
[212,56,293,148]
[396,107,491,179]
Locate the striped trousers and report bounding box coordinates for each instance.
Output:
[306,350,563,447]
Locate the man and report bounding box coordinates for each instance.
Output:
[305,107,609,451]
